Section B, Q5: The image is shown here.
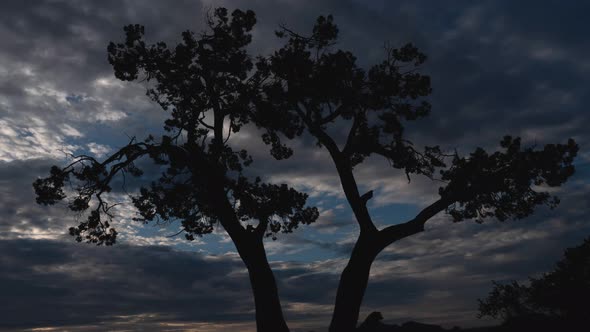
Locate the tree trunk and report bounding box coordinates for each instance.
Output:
[329,233,379,332]
[241,239,290,332]
[213,185,290,332]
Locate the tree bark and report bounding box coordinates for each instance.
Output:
[298,111,452,332]
[207,106,290,331]
[329,233,379,332]
[223,224,290,332]
[329,198,452,332]
[242,239,290,332]
[214,187,289,332]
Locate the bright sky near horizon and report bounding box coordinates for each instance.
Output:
[1,1,589,331]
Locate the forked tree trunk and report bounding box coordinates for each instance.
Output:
[328,200,448,332]
[213,185,290,332]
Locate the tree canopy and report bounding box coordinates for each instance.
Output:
[264,12,578,332]
[34,8,319,246]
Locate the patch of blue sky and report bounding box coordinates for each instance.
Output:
[65,93,84,104]
[265,195,358,262]
[573,154,590,176]
[370,202,421,229]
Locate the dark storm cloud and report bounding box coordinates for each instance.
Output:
[1,171,588,330]
[0,238,253,329]
[398,1,590,149]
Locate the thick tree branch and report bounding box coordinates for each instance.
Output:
[295,103,377,233]
[255,215,270,239]
[342,113,362,156]
[214,187,249,245]
[360,190,373,205]
[378,196,453,249]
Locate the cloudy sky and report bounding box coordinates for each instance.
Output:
[1,0,589,331]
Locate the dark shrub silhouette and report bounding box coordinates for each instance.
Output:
[479,237,590,330]
[33,7,578,332]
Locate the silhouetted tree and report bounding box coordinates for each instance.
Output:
[33,9,318,332]
[478,237,590,328]
[266,14,578,332]
[33,8,578,332]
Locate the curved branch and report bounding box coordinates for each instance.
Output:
[295,103,377,234]
[377,196,453,249]
[360,190,373,205]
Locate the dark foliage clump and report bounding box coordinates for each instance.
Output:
[479,237,590,330]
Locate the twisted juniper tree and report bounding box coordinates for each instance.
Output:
[34,8,578,332]
[265,16,578,332]
[33,9,318,332]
